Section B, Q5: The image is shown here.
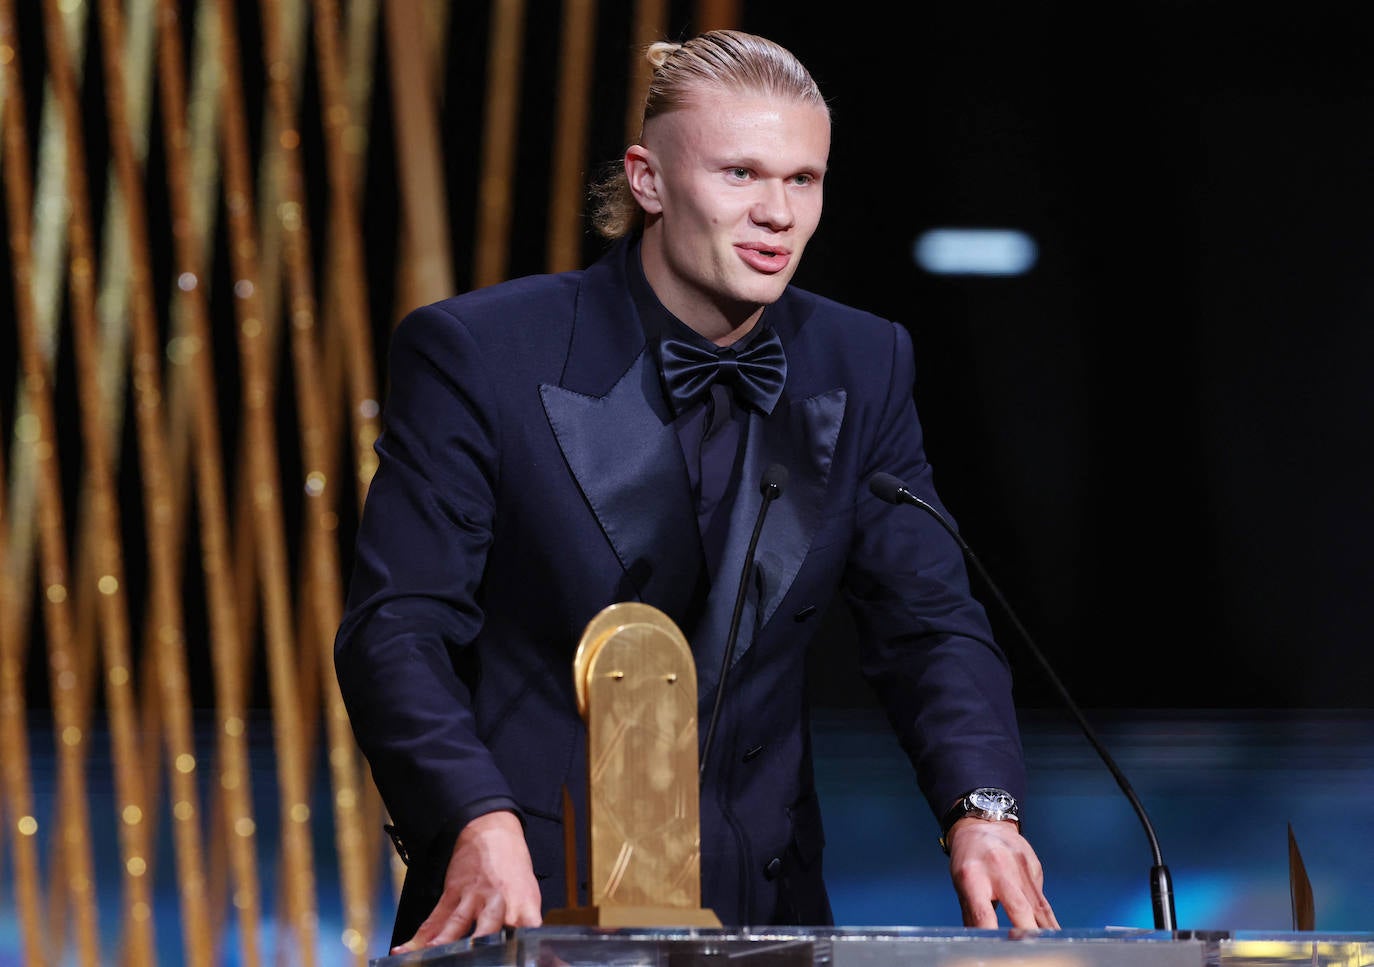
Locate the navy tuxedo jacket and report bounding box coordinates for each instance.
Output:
[335,237,1026,939]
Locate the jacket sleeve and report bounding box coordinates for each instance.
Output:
[842,320,1028,822]
[333,302,520,866]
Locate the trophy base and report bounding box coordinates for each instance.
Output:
[543,904,723,928]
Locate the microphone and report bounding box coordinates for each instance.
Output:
[867,472,1177,931]
[700,462,789,785]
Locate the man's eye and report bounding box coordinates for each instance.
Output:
[729,167,751,180]
[792,174,814,187]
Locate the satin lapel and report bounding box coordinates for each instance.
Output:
[693,387,847,699]
[540,349,702,623]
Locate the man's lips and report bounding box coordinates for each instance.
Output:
[737,242,791,274]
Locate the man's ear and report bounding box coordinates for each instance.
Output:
[624,145,664,214]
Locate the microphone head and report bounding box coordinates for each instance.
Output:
[761,463,789,498]
[868,472,905,504]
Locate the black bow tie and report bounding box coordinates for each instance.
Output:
[659,326,787,417]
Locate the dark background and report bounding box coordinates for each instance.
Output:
[733,2,1374,711]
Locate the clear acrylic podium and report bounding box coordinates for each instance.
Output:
[369,926,1374,966]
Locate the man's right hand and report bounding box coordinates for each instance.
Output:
[389,809,543,953]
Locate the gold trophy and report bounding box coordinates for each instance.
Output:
[545,602,721,927]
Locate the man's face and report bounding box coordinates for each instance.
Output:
[630,90,830,341]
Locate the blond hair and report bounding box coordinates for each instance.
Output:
[588,29,829,240]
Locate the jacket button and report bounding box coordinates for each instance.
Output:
[764,857,782,880]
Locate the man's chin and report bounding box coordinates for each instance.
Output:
[737,277,792,307]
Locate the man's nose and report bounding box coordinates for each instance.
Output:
[751,181,795,230]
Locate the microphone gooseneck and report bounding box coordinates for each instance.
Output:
[867,472,1177,931]
[699,463,789,785]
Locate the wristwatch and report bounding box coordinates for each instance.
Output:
[938,787,1020,854]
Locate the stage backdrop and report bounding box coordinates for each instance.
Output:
[1,1,1370,965]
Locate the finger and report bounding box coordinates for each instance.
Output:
[960,893,1001,929]
[393,895,475,954]
[1012,852,1058,929]
[998,880,1060,930]
[511,901,543,928]
[514,886,544,927]
[968,906,1000,929]
[1036,894,1061,930]
[390,928,431,956]
[389,923,431,954]
[952,867,1000,928]
[472,901,508,939]
[998,892,1039,929]
[427,898,481,947]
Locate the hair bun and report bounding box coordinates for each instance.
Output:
[646,40,681,70]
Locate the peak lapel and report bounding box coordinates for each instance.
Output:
[541,244,703,626]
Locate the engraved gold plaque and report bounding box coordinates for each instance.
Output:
[547,602,721,927]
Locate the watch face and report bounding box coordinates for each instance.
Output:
[969,787,1017,818]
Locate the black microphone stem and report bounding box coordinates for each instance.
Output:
[888,483,1176,931]
[700,465,787,786]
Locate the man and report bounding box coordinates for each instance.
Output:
[335,28,1059,955]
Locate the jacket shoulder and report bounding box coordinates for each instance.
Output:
[414,271,582,327]
[780,285,906,349]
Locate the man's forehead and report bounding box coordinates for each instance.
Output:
[646,92,831,149]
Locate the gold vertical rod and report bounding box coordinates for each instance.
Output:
[422,0,449,94]
[244,0,303,934]
[171,0,240,948]
[342,0,381,140]
[473,0,527,288]
[276,5,371,944]
[623,0,667,145]
[0,450,47,966]
[3,1,88,684]
[0,26,53,964]
[546,0,597,273]
[384,0,455,309]
[154,0,266,963]
[139,0,223,621]
[314,0,381,538]
[41,22,160,950]
[69,0,156,797]
[249,0,307,348]
[229,0,308,737]
[145,0,201,675]
[262,7,331,961]
[339,0,391,902]
[91,0,218,962]
[90,0,154,516]
[2,55,70,954]
[302,4,368,745]
[279,4,377,956]
[82,11,169,962]
[294,4,347,863]
[693,0,738,31]
[309,0,381,507]
[223,1,322,961]
[26,11,107,943]
[4,2,101,962]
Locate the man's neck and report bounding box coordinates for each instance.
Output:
[638,240,763,346]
